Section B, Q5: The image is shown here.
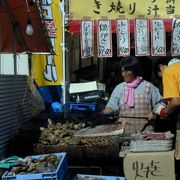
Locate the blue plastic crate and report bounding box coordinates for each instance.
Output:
[2,152,68,180]
[67,102,96,112]
[75,174,125,180]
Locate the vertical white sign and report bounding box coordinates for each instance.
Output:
[135,19,150,56]
[116,19,130,57]
[81,20,94,58]
[171,19,180,56]
[97,20,112,57]
[151,19,166,56]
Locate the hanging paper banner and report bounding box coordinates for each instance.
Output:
[151,19,166,56]
[97,19,112,57]
[135,18,150,56]
[81,20,94,58]
[32,0,63,86]
[171,19,180,56]
[116,19,130,57]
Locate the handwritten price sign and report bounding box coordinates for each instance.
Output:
[171,19,180,56]
[81,20,94,58]
[116,19,130,57]
[135,18,150,56]
[97,20,112,57]
[151,19,166,56]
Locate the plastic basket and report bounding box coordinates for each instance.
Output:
[67,102,96,112]
[2,152,68,180]
[75,174,125,180]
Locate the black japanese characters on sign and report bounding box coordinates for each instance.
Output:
[147,0,160,16]
[135,19,150,56]
[81,20,94,58]
[151,19,166,56]
[93,0,102,14]
[92,0,176,16]
[171,19,180,56]
[93,0,137,15]
[166,0,176,15]
[116,19,130,56]
[97,20,112,57]
[41,0,58,82]
[132,160,163,180]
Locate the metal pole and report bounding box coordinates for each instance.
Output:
[13,25,17,75]
[60,0,66,105]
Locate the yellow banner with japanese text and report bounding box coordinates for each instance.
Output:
[69,0,180,19]
[32,0,63,86]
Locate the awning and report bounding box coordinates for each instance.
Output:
[0,0,53,53]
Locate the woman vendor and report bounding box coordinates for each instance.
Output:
[102,56,165,134]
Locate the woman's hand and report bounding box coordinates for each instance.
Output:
[98,108,114,116]
[147,111,157,121]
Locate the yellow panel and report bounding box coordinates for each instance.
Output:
[69,0,180,19]
[32,0,63,86]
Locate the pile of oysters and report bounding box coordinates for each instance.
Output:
[39,119,85,146]
[7,154,61,175]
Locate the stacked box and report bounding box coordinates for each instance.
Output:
[2,152,67,180]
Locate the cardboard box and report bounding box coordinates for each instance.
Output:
[69,81,97,94]
[123,150,175,180]
[69,81,106,94]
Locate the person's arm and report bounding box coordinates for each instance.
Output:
[159,98,180,118]
[153,99,167,115]
[167,97,180,115]
[101,84,123,115]
[148,84,165,120]
[150,84,165,112]
[101,107,114,115]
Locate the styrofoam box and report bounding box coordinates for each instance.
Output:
[75,174,125,180]
[130,139,173,152]
[2,152,68,180]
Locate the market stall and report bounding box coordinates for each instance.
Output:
[61,0,179,179]
[1,0,180,179]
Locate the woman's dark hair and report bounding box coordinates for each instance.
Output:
[153,56,172,79]
[119,56,143,77]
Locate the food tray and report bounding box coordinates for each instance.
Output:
[130,132,174,152]
[75,174,125,180]
[130,139,173,152]
[2,152,67,180]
